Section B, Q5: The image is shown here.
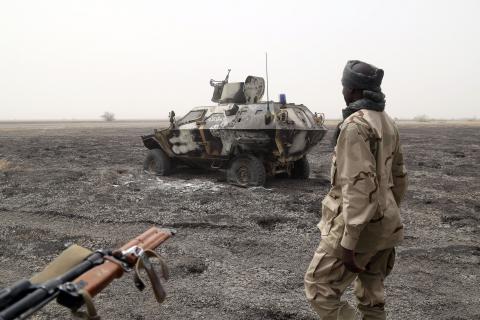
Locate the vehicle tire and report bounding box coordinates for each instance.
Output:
[143,148,172,176]
[291,156,310,179]
[227,154,266,187]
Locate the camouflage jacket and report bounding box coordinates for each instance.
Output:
[318,109,408,254]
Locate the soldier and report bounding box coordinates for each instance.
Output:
[304,60,408,320]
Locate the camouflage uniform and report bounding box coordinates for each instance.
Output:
[305,109,408,320]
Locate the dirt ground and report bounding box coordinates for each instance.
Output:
[0,120,479,320]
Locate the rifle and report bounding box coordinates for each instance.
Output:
[0,227,174,320]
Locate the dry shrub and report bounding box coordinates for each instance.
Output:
[101,112,115,122]
[413,114,430,122]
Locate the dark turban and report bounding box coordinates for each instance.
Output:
[333,60,386,146]
[341,60,384,92]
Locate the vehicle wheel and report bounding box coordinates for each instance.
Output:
[291,156,310,179]
[143,149,172,176]
[227,154,266,187]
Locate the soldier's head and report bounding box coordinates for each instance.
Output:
[341,60,384,105]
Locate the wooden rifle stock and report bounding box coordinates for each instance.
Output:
[73,227,172,298]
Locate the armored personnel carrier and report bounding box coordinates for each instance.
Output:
[141,71,327,187]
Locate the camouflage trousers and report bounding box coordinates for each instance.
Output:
[304,244,395,320]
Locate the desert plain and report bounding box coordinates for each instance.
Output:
[0,120,479,319]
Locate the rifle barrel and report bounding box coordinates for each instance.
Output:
[0,280,32,310]
[0,227,174,319]
[0,252,103,320]
[59,227,172,309]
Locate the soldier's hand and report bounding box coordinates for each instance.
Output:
[341,247,365,273]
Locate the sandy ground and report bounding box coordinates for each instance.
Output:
[0,120,479,320]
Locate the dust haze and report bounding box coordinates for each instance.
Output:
[0,0,479,120]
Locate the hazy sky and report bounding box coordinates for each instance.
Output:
[0,0,478,120]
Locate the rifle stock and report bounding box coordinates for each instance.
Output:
[60,227,173,307]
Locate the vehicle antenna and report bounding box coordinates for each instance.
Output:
[265,52,270,113]
[224,68,231,83]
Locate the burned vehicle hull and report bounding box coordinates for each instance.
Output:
[142,73,327,186]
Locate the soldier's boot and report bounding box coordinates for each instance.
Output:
[305,247,358,319]
[353,248,395,320]
[306,297,357,320]
[357,303,386,320]
[354,274,386,320]
[337,303,357,320]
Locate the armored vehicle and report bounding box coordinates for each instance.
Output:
[141,71,327,187]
